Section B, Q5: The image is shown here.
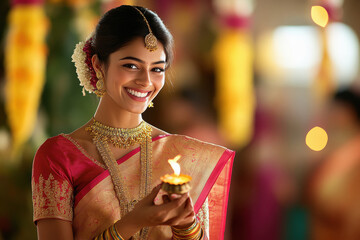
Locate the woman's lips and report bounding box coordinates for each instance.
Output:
[125,88,152,102]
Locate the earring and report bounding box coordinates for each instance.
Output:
[148,101,154,108]
[95,71,106,97]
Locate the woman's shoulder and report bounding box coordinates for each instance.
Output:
[33,134,75,180]
[154,130,232,154]
[36,134,72,152]
[171,134,228,149]
[34,134,77,166]
[151,125,170,137]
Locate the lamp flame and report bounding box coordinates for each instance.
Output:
[168,155,181,176]
[311,6,329,27]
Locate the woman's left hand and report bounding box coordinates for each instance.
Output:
[162,192,196,229]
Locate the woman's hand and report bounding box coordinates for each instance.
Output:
[115,184,196,239]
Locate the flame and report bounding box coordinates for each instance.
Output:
[168,155,181,176]
[311,6,329,27]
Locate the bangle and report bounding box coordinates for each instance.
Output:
[171,219,204,240]
[94,224,124,240]
[172,219,197,233]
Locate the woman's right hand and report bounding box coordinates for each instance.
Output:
[115,184,195,239]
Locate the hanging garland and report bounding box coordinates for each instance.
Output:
[5,0,48,156]
[213,0,255,148]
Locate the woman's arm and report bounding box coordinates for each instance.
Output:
[37,219,73,240]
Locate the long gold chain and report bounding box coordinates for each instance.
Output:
[86,118,152,239]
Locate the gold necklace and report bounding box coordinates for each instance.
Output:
[86,118,152,149]
[86,118,152,239]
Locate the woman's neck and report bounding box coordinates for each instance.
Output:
[93,98,143,129]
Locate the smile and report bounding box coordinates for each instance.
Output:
[126,88,150,98]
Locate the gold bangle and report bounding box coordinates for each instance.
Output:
[94,224,124,240]
[171,219,203,240]
[172,219,197,232]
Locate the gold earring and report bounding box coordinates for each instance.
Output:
[148,101,154,108]
[95,71,105,97]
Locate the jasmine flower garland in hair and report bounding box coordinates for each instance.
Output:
[71,34,98,96]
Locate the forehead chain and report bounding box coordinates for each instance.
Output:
[132,7,158,52]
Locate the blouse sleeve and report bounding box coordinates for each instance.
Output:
[31,137,74,223]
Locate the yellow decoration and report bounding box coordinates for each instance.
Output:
[5,5,48,154]
[311,6,329,28]
[313,28,334,102]
[213,29,255,148]
[73,5,99,40]
[306,126,328,151]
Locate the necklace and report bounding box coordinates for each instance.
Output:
[86,118,152,239]
[86,118,152,149]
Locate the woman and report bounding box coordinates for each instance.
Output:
[31,5,234,240]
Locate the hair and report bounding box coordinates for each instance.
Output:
[92,5,174,68]
[333,88,360,121]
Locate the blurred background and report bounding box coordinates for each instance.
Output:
[1,0,360,239]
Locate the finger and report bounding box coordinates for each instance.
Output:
[148,183,162,197]
[165,212,195,227]
[170,197,194,222]
[142,184,163,205]
[158,193,188,218]
[162,194,171,204]
[169,193,182,201]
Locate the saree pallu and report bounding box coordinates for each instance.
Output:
[32,134,235,240]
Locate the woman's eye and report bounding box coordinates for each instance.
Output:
[123,64,138,69]
[152,67,165,73]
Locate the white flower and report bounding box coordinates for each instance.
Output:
[71,34,95,96]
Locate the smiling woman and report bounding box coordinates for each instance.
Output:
[93,37,166,116]
[31,5,234,240]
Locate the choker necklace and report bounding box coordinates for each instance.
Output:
[85,118,152,149]
[86,118,152,239]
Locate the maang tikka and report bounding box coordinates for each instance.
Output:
[133,7,158,52]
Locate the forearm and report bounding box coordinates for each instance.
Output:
[114,212,143,240]
[94,213,143,240]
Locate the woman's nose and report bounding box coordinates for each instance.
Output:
[135,69,152,87]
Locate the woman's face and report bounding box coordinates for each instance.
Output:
[101,37,166,114]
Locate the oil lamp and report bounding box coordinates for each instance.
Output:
[160,155,192,194]
[154,155,192,205]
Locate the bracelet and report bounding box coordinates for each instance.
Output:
[172,219,197,233]
[171,219,204,240]
[94,224,125,240]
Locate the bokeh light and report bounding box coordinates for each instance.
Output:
[311,6,329,27]
[306,126,328,151]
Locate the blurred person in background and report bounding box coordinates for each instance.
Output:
[229,106,297,240]
[307,88,360,240]
[161,88,227,146]
[31,5,234,240]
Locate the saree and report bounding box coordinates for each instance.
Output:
[32,133,235,239]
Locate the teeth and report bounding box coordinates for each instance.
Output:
[127,89,148,98]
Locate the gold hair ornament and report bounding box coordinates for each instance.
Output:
[133,7,158,52]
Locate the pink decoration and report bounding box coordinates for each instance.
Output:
[222,15,251,29]
[320,2,341,21]
[11,0,44,6]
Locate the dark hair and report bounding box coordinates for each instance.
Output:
[92,5,173,68]
[333,89,360,121]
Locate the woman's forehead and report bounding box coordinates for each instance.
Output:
[110,37,166,63]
